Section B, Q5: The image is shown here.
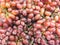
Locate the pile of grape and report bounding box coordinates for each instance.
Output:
[0,0,60,45]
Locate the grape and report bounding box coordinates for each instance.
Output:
[55,39,60,45]
[48,40,55,45]
[0,0,60,45]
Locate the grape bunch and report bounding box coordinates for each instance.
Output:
[0,0,60,45]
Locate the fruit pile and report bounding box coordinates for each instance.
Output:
[0,0,60,45]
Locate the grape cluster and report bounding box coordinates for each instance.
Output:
[0,0,60,45]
